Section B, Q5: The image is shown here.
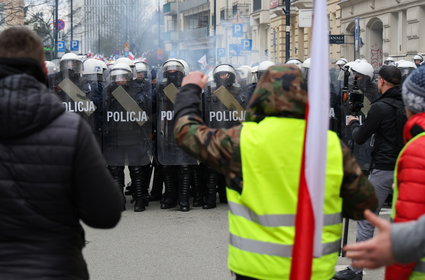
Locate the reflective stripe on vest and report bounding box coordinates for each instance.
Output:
[230,234,341,257]
[228,201,342,227]
[228,117,344,280]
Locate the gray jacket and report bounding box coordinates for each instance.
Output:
[393,214,425,263]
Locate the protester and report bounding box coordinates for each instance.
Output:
[336,65,406,280]
[173,65,377,279]
[0,27,122,279]
[345,66,425,280]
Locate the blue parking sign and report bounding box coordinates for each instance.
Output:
[241,39,252,51]
[232,24,243,38]
[217,48,226,57]
[57,41,66,52]
[70,40,79,52]
[229,44,241,56]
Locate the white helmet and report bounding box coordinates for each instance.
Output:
[83,59,103,75]
[351,60,375,80]
[110,62,132,82]
[177,59,190,75]
[213,64,237,87]
[45,61,58,75]
[302,58,311,69]
[115,57,135,68]
[286,58,303,69]
[237,65,253,86]
[257,61,275,81]
[397,60,417,69]
[135,61,149,73]
[96,60,107,71]
[413,54,424,61]
[162,59,185,74]
[59,53,82,74]
[336,58,348,66]
[384,57,396,66]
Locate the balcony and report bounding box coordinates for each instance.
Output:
[270,0,285,16]
[182,27,209,41]
[180,0,209,12]
[163,2,177,15]
[291,0,313,9]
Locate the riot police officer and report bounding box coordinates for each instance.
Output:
[157,59,198,211]
[202,64,247,208]
[103,63,152,212]
[397,60,417,83]
[413,54,424,68]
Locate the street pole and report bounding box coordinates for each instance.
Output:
[285,0,290,62]
[70,0,73,42]
[54,0,59,59]
[214,0,217,65]
[158,0,161,49]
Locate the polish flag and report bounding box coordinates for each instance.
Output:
[290,0,330,279]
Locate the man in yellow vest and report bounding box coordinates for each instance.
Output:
[173,65,378,280]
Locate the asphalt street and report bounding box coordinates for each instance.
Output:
[83,197,389,280]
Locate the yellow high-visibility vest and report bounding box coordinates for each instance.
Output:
[227,117,343,280]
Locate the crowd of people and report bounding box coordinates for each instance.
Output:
[1,26,425,279]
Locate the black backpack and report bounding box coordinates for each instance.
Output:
[381,99,408,154]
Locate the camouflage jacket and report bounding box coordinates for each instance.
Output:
[174,65,377,220]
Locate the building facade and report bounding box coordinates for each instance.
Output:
[339,0,425,68]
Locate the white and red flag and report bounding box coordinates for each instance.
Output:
[290,0,330,279]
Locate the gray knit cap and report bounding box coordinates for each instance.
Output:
[402,66,425,113]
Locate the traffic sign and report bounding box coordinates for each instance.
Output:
[57,41,66,52]
[241,39,252,51]
[217,48,226,57]
[229,44,241,56]
[56,19,65,31]
[232,24,243,38]
[70,40,80,52]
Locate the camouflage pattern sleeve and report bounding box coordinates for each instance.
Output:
[340,140,378,220]
[174,115,243,192]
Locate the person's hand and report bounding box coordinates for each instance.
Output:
[182,72,208,89]
[344,210,396,269]
[346,115,360,125]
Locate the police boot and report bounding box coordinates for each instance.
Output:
[203,170,217,209]
[178,166,191,212]
[160,166,177,209]
[125,181,134,196]
[218,174,227,203]
[191,165,203,207]
[129,166,146,212]
[108,166,126,211]
[142,165,153,206]
[150,164,164,201]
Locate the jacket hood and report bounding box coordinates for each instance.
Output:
[376,85,403,103]
[403,112,425,143]
[245,64,308,122]
[0,74,65,139]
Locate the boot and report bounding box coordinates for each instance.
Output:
[125,181,134,196]
[108,166,126,211]
[218,174,227,203]
[129,166,146,212]
[150,164,164,201]
[160,166,177,209]
[203,169,217,209]
[191,165,203,207]
[142,165,152,206]
[178,166,191,212]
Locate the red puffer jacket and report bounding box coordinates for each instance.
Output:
[385,112,425,280]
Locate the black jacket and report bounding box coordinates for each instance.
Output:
[350,86,403,170]
[0,59,122,279]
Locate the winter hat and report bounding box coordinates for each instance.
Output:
[402,66,425,113]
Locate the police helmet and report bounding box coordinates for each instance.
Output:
[336,58,348,66]
[384,57,396,66]
[60,53,83,75]
[351,60,375,80]
[213,64,237,87]
[257,61,275,81]
[110,63,132,83]
[45,61,58,75]
[286,58,303,69]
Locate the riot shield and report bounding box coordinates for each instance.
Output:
[81,77,104,145]
[50,73,99,135]
[157,82,198,166]
[103,80,152,166]
[203,84,247,129]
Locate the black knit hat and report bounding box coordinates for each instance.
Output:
[378,65,402,85]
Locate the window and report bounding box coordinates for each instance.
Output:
[253,0,261,11]
[232,5,238,16]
